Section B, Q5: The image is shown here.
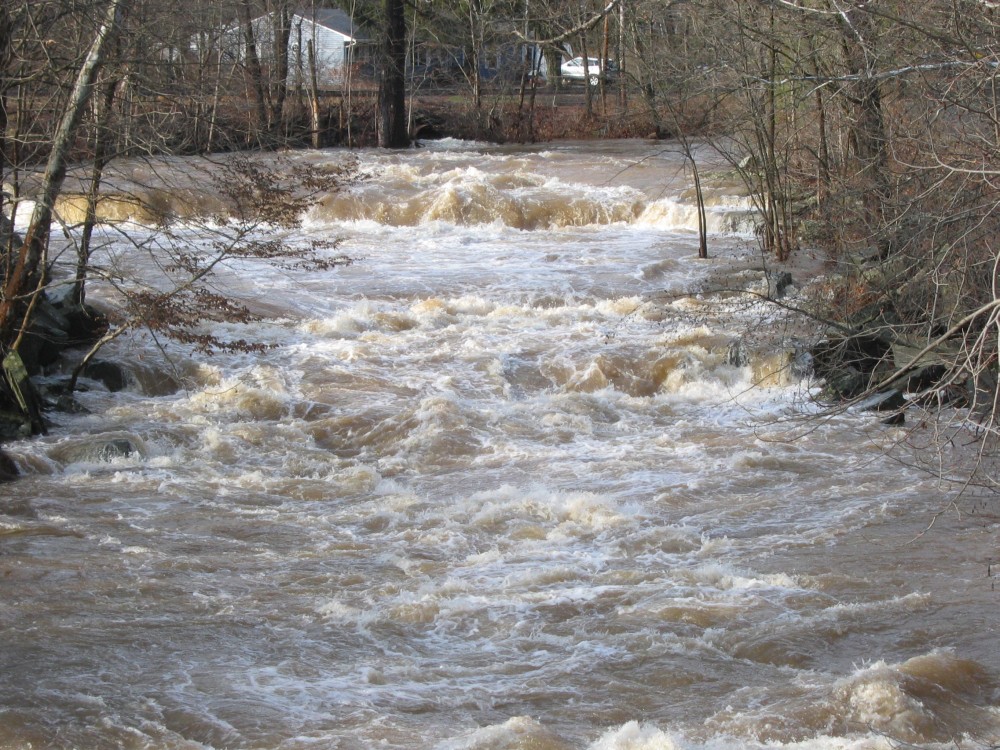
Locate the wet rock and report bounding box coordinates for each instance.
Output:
[854,389,907,425]
[0,409,32,441]
[127,361,182,396]
[53,393,91,414]
[822,364,865,400]
[904,363,948,394]
[81,359,130,392]
[97,439,137,461]
[790,347,814,380]
[727,339,749,367]
[17,289,109,375]
[50,292,109,346]
[0,447,18,482]
[812,333,891,399]
[857,388,906,412]
[726,268,794,299]
[767,270,793,297]
[50,435,143,464]
[881,410,906,426]
[18,301,70,373]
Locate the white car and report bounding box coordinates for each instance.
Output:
[560,56,617,86]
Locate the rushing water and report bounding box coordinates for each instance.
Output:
[1,140,998,750]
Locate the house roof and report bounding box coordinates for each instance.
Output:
[297,7,370,42]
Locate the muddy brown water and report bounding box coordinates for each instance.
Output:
[1,140,997,750]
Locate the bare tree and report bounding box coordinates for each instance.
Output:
[0,0,128,347]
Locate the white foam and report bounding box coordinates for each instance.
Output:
[590,722,686,750]
[588,723,905,750]
[6,141,994,750]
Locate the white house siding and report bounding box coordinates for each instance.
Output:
[288,18,352,88]
[244,11,368,89]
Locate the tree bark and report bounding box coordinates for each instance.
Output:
[833,2,890,254]
[74,76,120,307]
[239,0,269,134]
[0,4,12,194]
[468,0,482,111]
[379,0,409,148]
[269,2,293,132]
[308,39,322,148]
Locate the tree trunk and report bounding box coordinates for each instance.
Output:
[379,0,409,148]
[308,40,322,148]
[691,154,708,259]
[468,0,483,112]
[0,0,127,350]
[269,3,292,133]
[206,41,224,152]
[239,0,269,134]
[0,3,12,196]
[617,0,626,108]
[834,2,890,255]
[74,76,120,308]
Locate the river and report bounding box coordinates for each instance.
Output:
[1,139,997,750]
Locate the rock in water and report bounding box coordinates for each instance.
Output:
[0,448,18,482]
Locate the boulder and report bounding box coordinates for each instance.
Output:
[47,287,109,346]
[727,268,794,299]
[49,434,143,464]
[857,388,906,413]
[812,333,892,399]
[904,364,948,394]
[766,270,793,298]
[97,438,137,461]
[0,410,33,441]
[0,447,18,482]
[18,299,70,373]
[726,339,749,367]
[80,359,130,392]
[822,364,866,400]
[17,290,109,375]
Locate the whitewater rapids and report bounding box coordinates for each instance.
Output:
[0,139,997,750]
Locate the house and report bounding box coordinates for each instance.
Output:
[283,7,373,88]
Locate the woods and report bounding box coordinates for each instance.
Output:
[1,0,999,484]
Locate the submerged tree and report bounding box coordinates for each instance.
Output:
[67,154,358,393]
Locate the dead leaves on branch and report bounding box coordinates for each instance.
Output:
[125,288,269,355]
[115,155,358,354]
[212,154,361,229]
